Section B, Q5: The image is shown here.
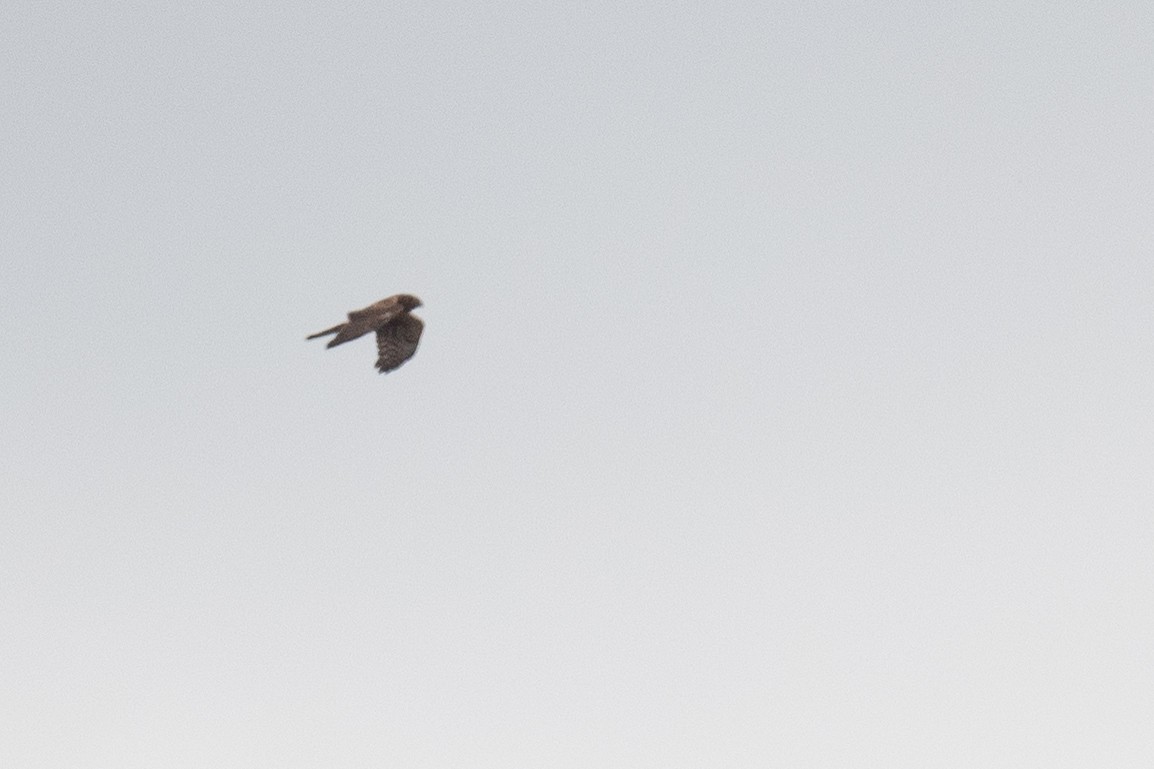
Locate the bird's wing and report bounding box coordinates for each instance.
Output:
[348,296,401,323]
[325,300,403,348]
[375,314,424,373]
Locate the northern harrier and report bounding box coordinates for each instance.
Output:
[307,294,423,373]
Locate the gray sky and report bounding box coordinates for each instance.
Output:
[4,2,1153,766]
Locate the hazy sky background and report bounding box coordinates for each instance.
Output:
[4,2,1152,766]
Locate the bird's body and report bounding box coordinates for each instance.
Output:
[308,293,423,373]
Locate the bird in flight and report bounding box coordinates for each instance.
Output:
[307,294,424,373]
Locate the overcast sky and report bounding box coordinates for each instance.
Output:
[4,2,1153,767]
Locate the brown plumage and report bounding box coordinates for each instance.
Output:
[307,294,423,373]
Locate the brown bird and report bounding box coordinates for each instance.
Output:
[307,294,424,373]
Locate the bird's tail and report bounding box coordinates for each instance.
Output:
[306,323,345,341]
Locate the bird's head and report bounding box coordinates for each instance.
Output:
[397,294,422,311]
